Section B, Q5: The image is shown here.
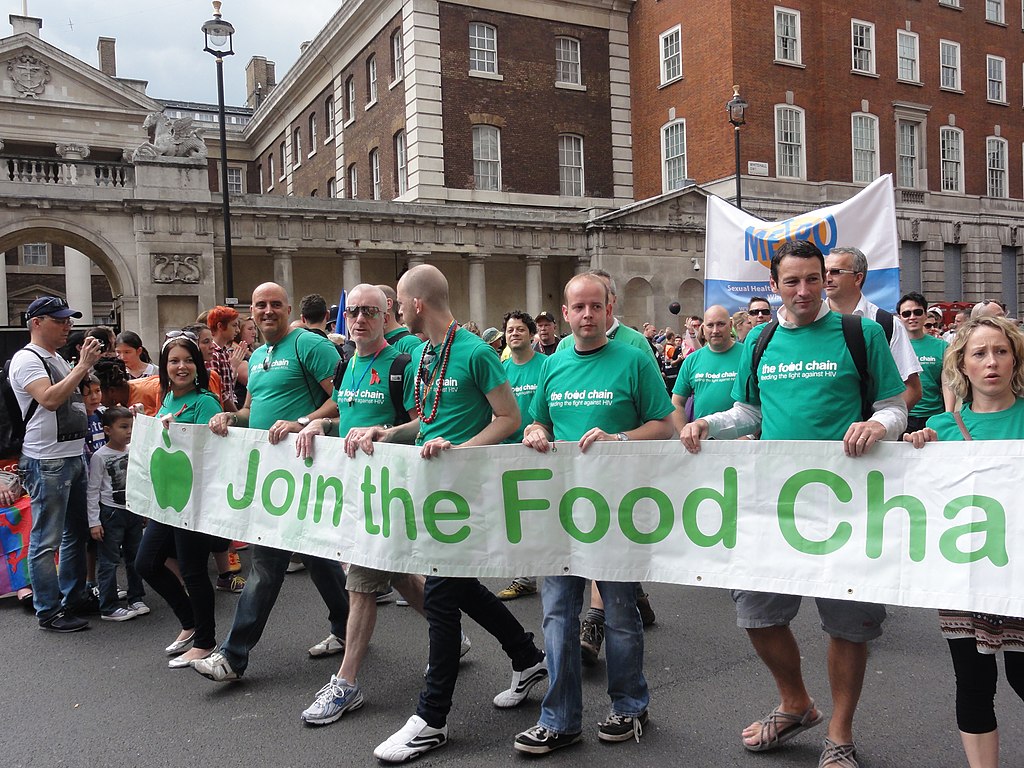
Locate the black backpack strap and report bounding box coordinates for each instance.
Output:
[745,320,779,403]
[841,314,873,421]
[874,307,894,344]
[388,353,412,425]
[10,347,48,424]
[387,329,411,344]
[332,357,349,391]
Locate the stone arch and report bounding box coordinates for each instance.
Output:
[621,276,654,329]
[677,278,704,317]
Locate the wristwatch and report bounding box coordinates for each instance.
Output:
[616,432,629,441]
[297,417,311,427]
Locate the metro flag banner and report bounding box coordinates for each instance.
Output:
[127,416,1024,617]
[705,174,900,312]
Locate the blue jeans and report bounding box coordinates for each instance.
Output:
[220,545,348,674]
[95,504,145,614]
[539,577,649,734]
[20,455,90,620]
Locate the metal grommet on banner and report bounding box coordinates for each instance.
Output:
[562,566,570,574]
[696,576,702,582]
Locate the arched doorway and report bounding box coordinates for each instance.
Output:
[621,277,654,329]
[677,278,704,318]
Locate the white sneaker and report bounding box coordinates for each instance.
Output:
[128,601,150,616]
[308,633,345,658]
[100,607,138,622]
[373,715,448,763]
[460,630,471,657]
[192,651,241,682]
[493,655,548,708]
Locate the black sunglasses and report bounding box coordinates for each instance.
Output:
[900,308,925,318]
[749,308,772,316]
[924,323,936,329]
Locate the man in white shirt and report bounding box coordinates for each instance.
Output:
[10,296,102,632]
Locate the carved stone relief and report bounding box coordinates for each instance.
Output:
[152,254,202,283]
[7,53,50,97]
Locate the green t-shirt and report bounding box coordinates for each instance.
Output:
[556,319,656,361]
[157,388,222,424]
[732,313,905,441]
[403,327,509,445]
[502,353,547,443]
[247,329,340,430]
[532,342,674,441]
[672,343,744,420]
[909,334,948,419]
[334,344,409,433]
[386,328,424,355]
[926,398,1024,441]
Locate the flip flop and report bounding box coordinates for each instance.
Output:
[743,700,823,752]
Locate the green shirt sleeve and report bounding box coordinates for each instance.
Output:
[672,353,696,398]
[530,356,553,428]
[730,324,761,406]
[636,350,675,422]
[862,318,906,402]
[190,391,224,424]
[296,331,342,385]
[469,342,509,396]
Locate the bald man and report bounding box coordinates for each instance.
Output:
[376,283,424,354]
[671,305,743,434]
[195,282,348,683]
[970,299,1006,319]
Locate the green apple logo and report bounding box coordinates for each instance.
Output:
[150,429,194,514]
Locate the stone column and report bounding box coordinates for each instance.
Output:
[271,247,296,298]
[0,257,8,325]
[406,251,429,270]
[340,249,363,289]
[525,256,544,315]
[64,248,94,324]
[467,256,487,325]
[573,256,591,275]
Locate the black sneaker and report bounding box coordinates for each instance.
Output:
[39,611,90,633]
[636,592,656,627]
[68,592,101,616]
[597,710,649,743]
[514,725,582,755]
[580,618,604,667]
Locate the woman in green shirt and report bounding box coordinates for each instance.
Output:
[134,332,226,669]
[905,316,1024,768]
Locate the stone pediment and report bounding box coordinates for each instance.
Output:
[0,34,161,112]
[587,184,710,230]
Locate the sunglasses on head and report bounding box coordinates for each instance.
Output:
[343,305,382,319]
[900,308,925,318]
[162,330,198,349]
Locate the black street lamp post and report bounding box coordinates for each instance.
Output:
[202,1,236,304]
[726,85,748,211]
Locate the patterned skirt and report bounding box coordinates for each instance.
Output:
[939,610,1024,654]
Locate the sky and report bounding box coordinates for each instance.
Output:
[10,0,340,105]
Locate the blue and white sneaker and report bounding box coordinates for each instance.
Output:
[374,715,448,763]
[300,674,364,726]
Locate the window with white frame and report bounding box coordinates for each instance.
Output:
[987,55,1006,102]
[775,105,805,179]
[939,40,961,90]
[367,56,378,104]
[939,0,960,6]
[348,163,358,199]
[268,154,275,184]
[660,25,682,84]
[851,113,878,183]
[279,141,286,177]
[940,127,963,193]
[292,127,302,165]
[469,23,498,73]
[327,177,336,198]
[392,29,404,81]
[851,20,874,74]
[987,137,1008,197]
[897,121,919,188]
[226,166,243,194]
[308,114,317,152]
[22,243,47,266]
[662,120,687,192]
[345,76,356,123]
[986,0,1004,23]
[395,131,408,195]
[325,97,335,139]
[558,134,584,196]
[774,8,801,64]
[370,149,381,200]
[897,31,919,82]
[555,37,582,85]
[472,125,501,191]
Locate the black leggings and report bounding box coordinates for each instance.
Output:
[947,638,1024,733]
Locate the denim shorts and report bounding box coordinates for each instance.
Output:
[731,590,886,643]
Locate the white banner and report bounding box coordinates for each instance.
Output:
[705,174,901,312]
[127,416,1023,616]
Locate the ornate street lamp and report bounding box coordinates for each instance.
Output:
[726,85,748,211]
[202,1,236,303]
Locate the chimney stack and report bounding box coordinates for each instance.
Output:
[97,37,116,77]
[245,56,277,109]
[9,14,42,37]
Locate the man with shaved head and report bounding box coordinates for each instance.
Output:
[376,283,424,354]
[195,281,349,683]
[670,305,743,434]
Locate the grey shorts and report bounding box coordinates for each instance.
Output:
[346,564,407,594]
[731,590,886,643]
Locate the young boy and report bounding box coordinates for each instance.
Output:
[87,407,147,621]
[81,374,106,459]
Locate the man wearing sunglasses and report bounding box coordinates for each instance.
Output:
[10,296,103,632]
[896,292,948,433]
[747,296,774,326]
[196,282,348,683]
[825,246,922,410]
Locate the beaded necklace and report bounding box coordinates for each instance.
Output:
[415,321,457,426]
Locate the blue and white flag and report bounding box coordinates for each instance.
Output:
[705,174,900,313]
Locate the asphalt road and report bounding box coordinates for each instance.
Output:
[2,563,1021,768]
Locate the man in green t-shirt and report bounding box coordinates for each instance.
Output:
[352,265,546,764]
[671,304,743,434]
[514,274,674,756]
[680,240,908,768]
[495,309,546,602]
[196,282,348,684]
[897,291,948,433]
[555,269,655,361]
